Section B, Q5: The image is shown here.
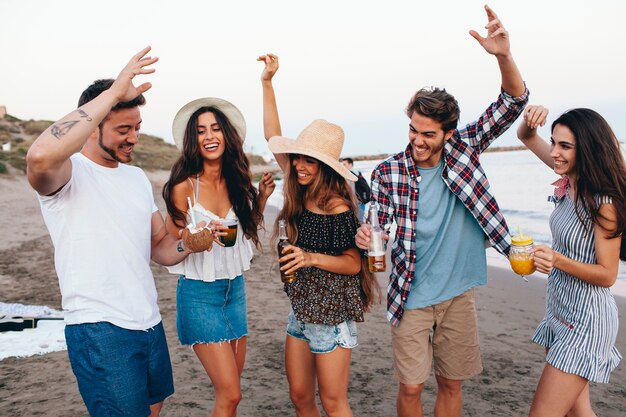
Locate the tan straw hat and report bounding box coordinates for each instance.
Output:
[172,97,246,150]
[268,119,357,182]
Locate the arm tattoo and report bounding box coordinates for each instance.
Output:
[78,109,93,121]
[50,120,80,140]
[50,109,93,140]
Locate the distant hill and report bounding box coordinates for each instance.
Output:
[0,114,269,175]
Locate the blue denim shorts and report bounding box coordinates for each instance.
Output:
[65,321,174,417]
[176,275,248,345]
[286,309,358,353]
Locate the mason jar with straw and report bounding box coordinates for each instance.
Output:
[509,225,536,281]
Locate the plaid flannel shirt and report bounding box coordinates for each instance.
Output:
[371,87,529,326]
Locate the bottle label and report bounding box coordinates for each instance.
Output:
[369,231,385,253]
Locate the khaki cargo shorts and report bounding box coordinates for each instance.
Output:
[391,289,482,385]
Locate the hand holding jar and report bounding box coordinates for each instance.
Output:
[530,244,554,275]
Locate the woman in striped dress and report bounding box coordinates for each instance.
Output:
[517,105,626,417]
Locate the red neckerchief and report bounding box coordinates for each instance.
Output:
[550,175,570,203]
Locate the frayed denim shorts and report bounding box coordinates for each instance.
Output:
[176,275,248,345]
[286,309,358,354]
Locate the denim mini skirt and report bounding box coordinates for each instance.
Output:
[176,275,248,345]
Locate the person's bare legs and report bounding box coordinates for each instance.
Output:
[566,383,596,417]
[316,347,353,417]
[149,401,163,417]
[193,337,247,417]
[434,375,462,417]
[397,383,425,417]
[529,363,593,417]
[285,335,321,417]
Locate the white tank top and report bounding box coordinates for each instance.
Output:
[166,175,253,281]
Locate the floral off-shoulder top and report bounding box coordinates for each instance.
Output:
[285,209,364,325]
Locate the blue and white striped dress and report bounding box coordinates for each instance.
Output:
[532,194,621,383]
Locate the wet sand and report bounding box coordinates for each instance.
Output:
[0,172,624,416]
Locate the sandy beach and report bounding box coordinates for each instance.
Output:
[0,171,624,417]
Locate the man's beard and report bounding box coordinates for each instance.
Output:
[98,128,130,163]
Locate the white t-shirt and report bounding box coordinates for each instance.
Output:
[38,153,161,330]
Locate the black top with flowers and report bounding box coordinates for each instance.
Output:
[285,209,364,325]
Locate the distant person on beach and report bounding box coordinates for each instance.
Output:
[341,157,370,220]
[355,5,528,417]
[25,47,214,417]
[517,105,625,417]
[258,53,379,417]
[161,97,274,415]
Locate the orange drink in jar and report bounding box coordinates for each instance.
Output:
[509,234,536,277]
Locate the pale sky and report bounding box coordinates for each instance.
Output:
[1,0,625,158]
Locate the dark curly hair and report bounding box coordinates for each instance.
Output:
[406,87,460,132]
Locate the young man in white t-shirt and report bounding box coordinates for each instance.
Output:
[26,47,211,417]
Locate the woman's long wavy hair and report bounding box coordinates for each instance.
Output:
[162,107,262,247]
[273,155,380,310]
[553,109,626,261]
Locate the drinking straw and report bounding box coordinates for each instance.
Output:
[187,197,197,227]
[517,224,523,238]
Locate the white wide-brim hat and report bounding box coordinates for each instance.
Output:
[172,97,246,150]
[268,119,357,182]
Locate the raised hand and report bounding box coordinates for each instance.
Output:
[109,46,159,103]
[257,53,279,82]
[258,171,276,200]
[523,105,549,130]
[469,5,511,57]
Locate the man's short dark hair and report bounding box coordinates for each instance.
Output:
[78,79,146,111]
[341,157,354,165]
[406,87,460,132]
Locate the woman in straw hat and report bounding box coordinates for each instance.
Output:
[259,53,379,417]
[162,97,275,415]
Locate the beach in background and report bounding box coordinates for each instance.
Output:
[1,153,625,416]
[353,151,626,286]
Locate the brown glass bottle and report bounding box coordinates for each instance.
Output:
[278,220,297,283]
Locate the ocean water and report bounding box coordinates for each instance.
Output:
[265,149,625,282]
[349,150,626,282]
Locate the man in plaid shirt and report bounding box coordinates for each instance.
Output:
[355,5,528,417]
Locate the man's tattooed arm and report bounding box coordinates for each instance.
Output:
[50,120,80,140]
[49,109,92,139]
[78,109,93,121]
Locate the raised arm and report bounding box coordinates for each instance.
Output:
[469,4,525,97]
[257,53,290,172]
[26,47,158,196]
[517,104,553,167]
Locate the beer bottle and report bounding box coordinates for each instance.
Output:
[277,220,297,283]
[367,203,386,272]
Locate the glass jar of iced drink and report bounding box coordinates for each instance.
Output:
[509,234,536,277]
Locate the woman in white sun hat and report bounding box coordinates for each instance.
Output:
[258,53,379,417]
[162,97,275,415]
